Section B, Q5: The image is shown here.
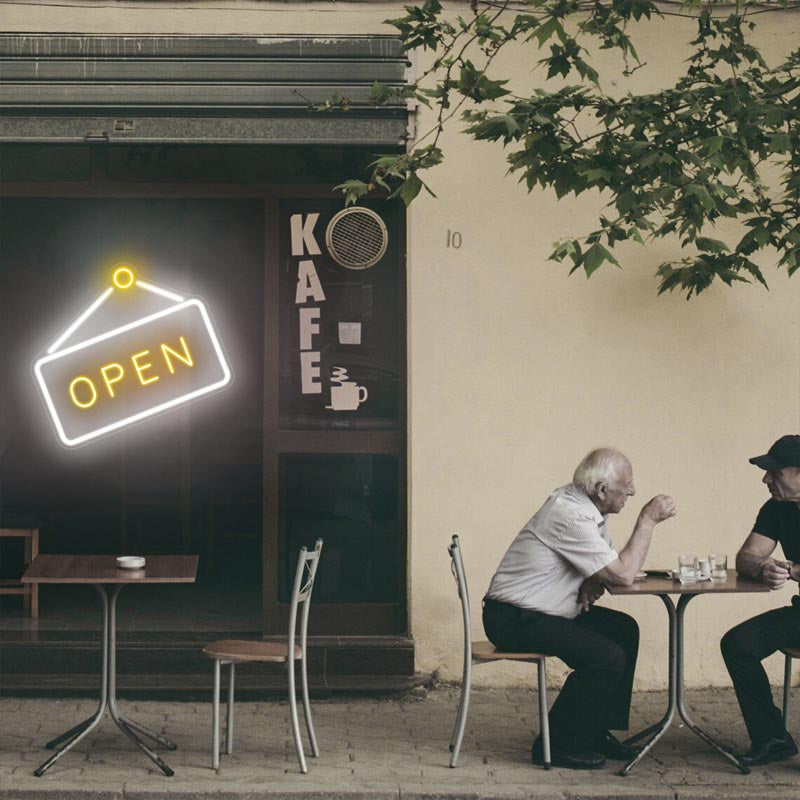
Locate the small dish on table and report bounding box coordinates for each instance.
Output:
[116,556,146,570]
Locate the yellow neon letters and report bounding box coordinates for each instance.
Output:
[131,350,159,386]
[68,337,194,409]
[161,337,194,373]
[69,377,98,409]
[100,363,124,397]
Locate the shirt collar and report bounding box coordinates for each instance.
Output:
[569,483,606,526]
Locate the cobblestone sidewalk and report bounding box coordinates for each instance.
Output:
[1,686,799,799]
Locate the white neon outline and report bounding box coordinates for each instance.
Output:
[46,287,113,355]
[34,298,231,448]
[136,279,184,303]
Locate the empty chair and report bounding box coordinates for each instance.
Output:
[782,646,800,728]
[203,539,323,772]
[448,534,551,769]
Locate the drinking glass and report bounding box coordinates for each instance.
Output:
[710,553,728,583]
[678,554,698,583]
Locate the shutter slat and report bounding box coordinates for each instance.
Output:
[0,59,405,84]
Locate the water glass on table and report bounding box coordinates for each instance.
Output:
[678,554,698,583]
[709,553,728,583]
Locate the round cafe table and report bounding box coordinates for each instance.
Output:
[606,570,769,776]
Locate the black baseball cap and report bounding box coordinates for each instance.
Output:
[749,435,800,470]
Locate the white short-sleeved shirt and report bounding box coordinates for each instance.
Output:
[485,484,619,619]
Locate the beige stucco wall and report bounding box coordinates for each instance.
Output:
[4,1,800,690]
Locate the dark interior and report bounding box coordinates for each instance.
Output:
[0,196,264,631]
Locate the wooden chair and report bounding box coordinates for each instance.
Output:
[781,646,800,727]
[0,528,39,617]
[447,535,551,769]
[203,539,323,772]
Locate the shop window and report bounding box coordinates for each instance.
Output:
[278,453,400,604]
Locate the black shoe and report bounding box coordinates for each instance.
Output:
[737,734,798,766]
[531,737,606,770]
[593,731,639,761]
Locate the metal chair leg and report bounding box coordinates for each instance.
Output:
[449,658,471,767]
[212,658,221,770]
[784,653,792,729]
[288,661,308,773]
[538,658,551,770]
[300,655,319,757]
[226,662,235,756]
[449,681,467,753]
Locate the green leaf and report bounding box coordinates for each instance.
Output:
[695,237,729,253]
[768,133,792,153]
[684,184,715,212]
[333,180,370,206]
[369,82,394,106]
[457,61,509,101]
[396,173,424,206]
[582,242,620,276]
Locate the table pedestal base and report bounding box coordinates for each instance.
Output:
[34,585,177,777]
[619,594,750,776]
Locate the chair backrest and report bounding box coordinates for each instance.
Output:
[287,538,323,664]
[448,535,472,671]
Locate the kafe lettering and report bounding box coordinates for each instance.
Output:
[291,213,325,396]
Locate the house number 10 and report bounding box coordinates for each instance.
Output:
[446,230,462,249]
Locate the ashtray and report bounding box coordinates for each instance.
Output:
[116,556,146,570]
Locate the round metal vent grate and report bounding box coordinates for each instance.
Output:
[325,207,388,270]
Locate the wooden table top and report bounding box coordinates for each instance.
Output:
[21,554,198,584]
[607,570,769,596]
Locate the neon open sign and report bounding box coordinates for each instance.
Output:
[34,266,232,447]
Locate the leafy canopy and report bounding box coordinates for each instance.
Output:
[336,0,800,299]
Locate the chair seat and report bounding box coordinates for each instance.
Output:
[472,640,545,662]
[203,639,301,662]
[782,647,800,658]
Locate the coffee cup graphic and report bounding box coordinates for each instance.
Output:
[326,366,368,411]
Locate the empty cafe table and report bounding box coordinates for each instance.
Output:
[607,570,769,776]
[22,554,198,777]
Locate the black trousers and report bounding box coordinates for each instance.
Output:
[720,596,800,745]
[482,597,639,751]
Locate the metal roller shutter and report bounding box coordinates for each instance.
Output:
[0,34,410,145]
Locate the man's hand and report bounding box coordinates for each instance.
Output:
[639,494,677,524]
[578,576,606,613]
[761,559,792,590]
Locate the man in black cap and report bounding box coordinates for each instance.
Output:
[720,434,800,766]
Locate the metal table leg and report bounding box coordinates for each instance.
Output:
[619,594,677,776]
[105,585,175,776]
[619,591,751,776]
[675,594,750,775]
[34,584,176,777]
[34,586,110,776]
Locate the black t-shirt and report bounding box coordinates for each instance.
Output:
[753,499,800,562]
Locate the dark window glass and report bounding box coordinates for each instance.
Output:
[278,454,399,603]
[0,145,91,182]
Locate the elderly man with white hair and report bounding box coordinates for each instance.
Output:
[483,448,676,770]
